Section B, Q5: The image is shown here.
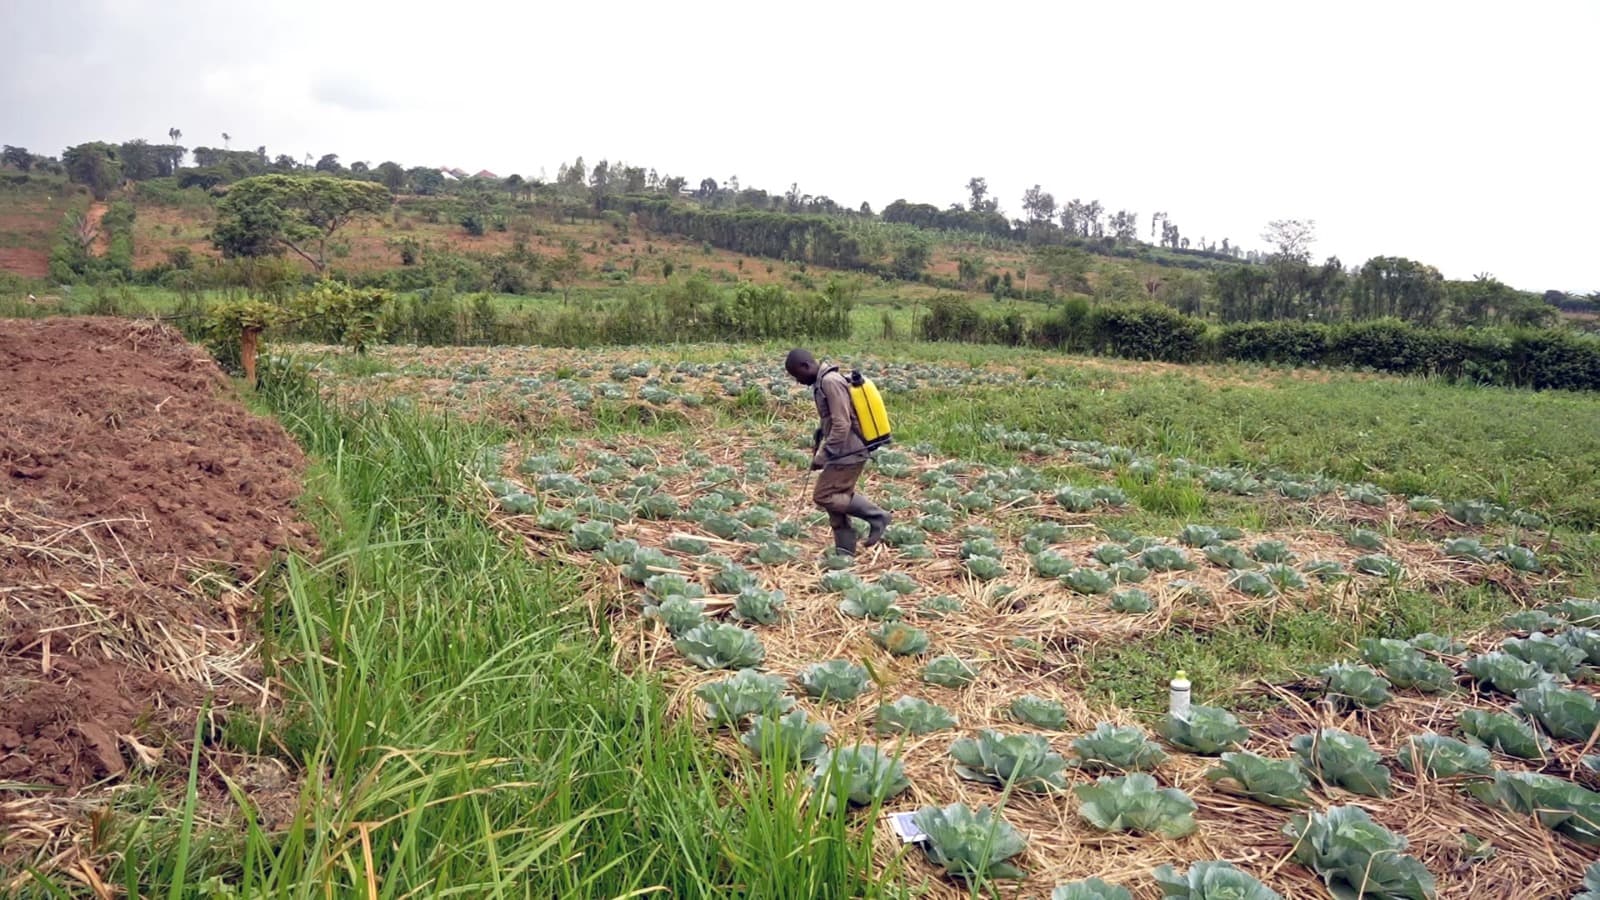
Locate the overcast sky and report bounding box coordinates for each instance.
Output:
[4,0,1594,292]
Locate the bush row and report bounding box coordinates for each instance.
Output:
[920,296,1600,391]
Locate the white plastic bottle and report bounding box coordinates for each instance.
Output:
[1169,669,1192,721]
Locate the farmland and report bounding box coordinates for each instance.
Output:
[4,320,1600,897]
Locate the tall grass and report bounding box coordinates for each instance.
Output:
[20,361,889,897]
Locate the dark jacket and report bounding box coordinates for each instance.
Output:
[812,365,869,468]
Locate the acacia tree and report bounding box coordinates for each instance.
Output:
[212,174,391,272]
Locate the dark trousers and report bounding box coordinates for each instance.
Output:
[813,463,864,527]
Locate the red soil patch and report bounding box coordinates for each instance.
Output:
[0,318,313,800]
[0,247,47,277]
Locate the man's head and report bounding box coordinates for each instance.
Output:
[785,348,819,385]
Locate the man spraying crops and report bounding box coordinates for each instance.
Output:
[785,348,891,558]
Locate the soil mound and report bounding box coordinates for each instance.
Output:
[0,317,312,797]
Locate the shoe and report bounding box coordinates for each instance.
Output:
[847,496,891,547]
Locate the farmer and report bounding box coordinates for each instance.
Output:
[784,348,891,557]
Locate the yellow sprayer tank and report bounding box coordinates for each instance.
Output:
[847,371,892,449]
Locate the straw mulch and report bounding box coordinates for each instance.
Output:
[482,428,1592,898]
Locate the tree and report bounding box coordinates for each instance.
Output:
[63,142,122,200]
[406,166,444,195]
[212,174,391,272]
[1261,218,1316,261]
[1021,184,1057,224]
[221,132,231,149]
[967,177,995,213]
[315,153,341,173]
[168,127,182,146]
[376,161,405,191]
[1030,246,1090,294]
[1110,209,1139,243]
[663,175,687,196]
[544,240,584,304]
[1082,200,1104,238]
[3,145,34,171]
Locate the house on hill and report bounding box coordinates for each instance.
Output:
[473,169,499,180]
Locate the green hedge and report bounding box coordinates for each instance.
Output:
[920,297,1600,391]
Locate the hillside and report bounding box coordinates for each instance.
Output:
[0,171,1210,311]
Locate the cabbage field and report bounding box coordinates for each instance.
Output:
[308,343,1600,899]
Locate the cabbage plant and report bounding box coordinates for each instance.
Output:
[1230,570,1278,598]
[1071,723,1168,772]
[1321,662,1394,709]
[840,584,901,620]
[1033,550,1074,578]
[1052,879,1132,900]
[1249,540,1293,564]
[1283,806,1435,900]
[624,547,676,584]
[872,621,930,656]
[1063,567,1115,595]
[733,587,786,625]
[1497,544,1541,572]
[1093,543,1130,565]
[1458,708,1549,760]
[1152,861,1282,900]
[1502,633,1587,677]
[1560,628,1600,666]
[1345,528,1386,551]
[951,729,1069,792]
[1205,752,1310,808]
[1515,681,1600,742]
[570,520,615,551]
[1204,544,1254,569]
[1550,598,1600,627]
[1443,537,1492,561]
[1178,524,1222,547]
[1468,771,1600,845]
[913,803,1029,882]
[675,623,765,670]
[922,656,980,688]
[808,743,910,812]
[1074,773,1197,838]
[1109,562,1151,584]
[1396,733,1492,778]
[965,555,1006,581]
[695,669,793,727]
[1352,554,1403,578]
[644,594,707,636]
[1575,860,1600,900]
[1464,652,1552,695]
[741,710,829,767]
[1141,545,1194,572]
[600,538,640,566]
[1111,589,1154,613]
[875,696,958,735]
[645,573,703,601]
[1010,695,1070,730]
[797,659,869,703]
[1161,705,1249,755]
[1504,609,1566,632]
[1291,729,1391,797]
[710,561,759,594]
[1408,632,1465,655]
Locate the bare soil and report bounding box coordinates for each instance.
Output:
[0,317,312,799]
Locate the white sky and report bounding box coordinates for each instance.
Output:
[3,0,1594,293]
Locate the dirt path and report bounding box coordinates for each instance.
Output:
[0,318,313,821]
[85,201,109,257]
